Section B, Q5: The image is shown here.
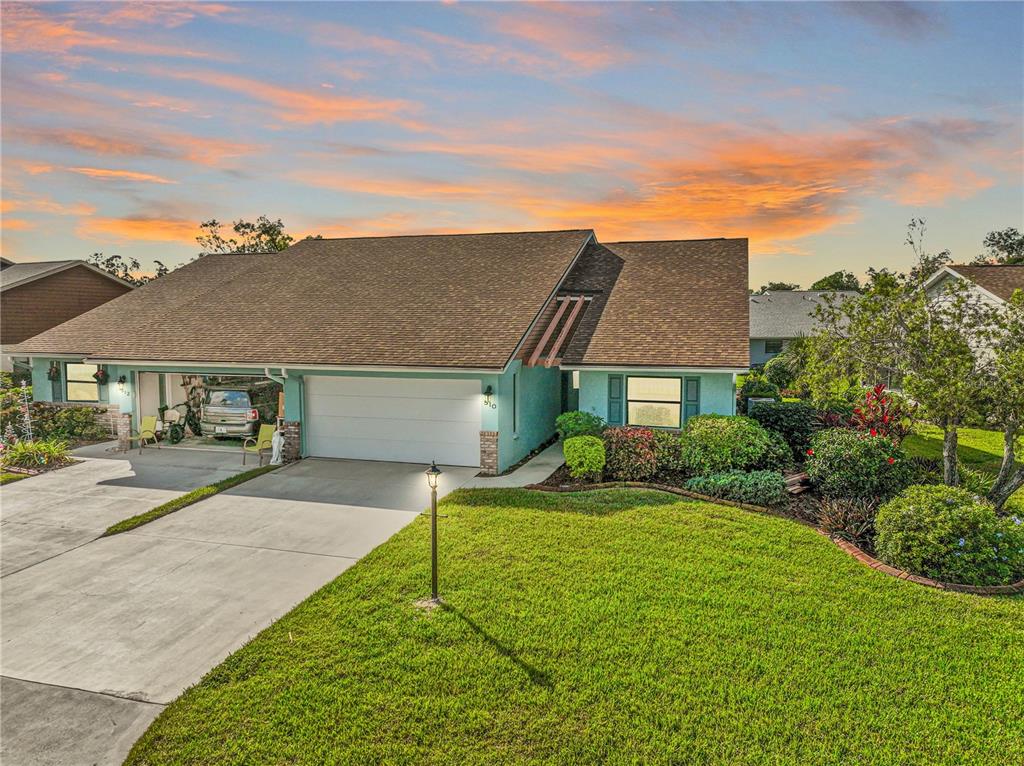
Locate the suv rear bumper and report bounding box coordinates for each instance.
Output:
[199,421,256,437]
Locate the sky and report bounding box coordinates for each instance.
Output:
[2,1,1022,288]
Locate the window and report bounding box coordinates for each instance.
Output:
[764,339,784,354]
[66,363,100,402]
[572,370,579,389]
[627,377,681,428]
[205,390,251,407]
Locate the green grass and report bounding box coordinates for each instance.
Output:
[904,424,1023,513]
[0,471,28,486]
[102,465,278,536]
[128,488,1023,766]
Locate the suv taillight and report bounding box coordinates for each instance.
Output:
[247,409,259,421]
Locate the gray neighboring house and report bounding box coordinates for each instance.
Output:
[749,290,859,365]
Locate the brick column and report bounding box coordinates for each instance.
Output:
[116,413,131,452]
[479,430,499,475]
[281,421,301,463]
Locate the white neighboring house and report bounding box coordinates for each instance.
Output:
[748,290,859,365]
[923,264,1024,309]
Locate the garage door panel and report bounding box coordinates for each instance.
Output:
[304,376,482,466]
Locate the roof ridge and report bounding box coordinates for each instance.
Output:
[604,237,744,244]
[299,228,593,242]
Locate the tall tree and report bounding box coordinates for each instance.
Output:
[197,216,294,256]
[973,227,1024,265]
[810,270,860,292]
[757,281,800,294]
[983,291,1024,509]
[87,253,168,286]
[905,218,952,284]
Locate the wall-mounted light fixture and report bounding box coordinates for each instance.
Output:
[116,375,128,394]
[483,385,494,407]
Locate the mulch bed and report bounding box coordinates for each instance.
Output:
[529,463,1023,596]
[2,459,81,477]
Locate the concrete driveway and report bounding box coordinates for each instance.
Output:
[0,443,245,576]
[0,456,475,766]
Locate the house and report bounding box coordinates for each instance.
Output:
[11,230,750,474]
[1,258,134,375]
[923,264,1024,307]
[748,289,859,365]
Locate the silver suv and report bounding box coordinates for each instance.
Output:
[200,387,260,438]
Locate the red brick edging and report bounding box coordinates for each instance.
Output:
[524,480,1024,596]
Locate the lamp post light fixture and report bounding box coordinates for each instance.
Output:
[425,460,442,602]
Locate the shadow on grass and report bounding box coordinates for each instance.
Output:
[442,603,554,690]
[444,487,679,516]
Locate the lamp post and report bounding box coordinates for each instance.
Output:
[425,461,442,602]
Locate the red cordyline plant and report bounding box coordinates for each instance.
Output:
[852,384,915,444]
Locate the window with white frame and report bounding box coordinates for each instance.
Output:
[66,363,100,402]
[627,377,681,428]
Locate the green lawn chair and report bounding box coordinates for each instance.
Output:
[243,423,276,466]
[127,415,159,454]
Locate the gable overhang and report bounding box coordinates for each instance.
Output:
[0,261,136,292]
[562,364,749,374]
[922,266,1007,305]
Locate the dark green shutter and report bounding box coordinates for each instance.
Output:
[684,377,700,422]
[607,375,624,425]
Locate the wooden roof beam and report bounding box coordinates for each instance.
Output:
[545,296,585,367]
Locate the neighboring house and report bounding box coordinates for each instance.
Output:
[0,259,134,374]
[748,290,859,365]
[12,230,750,474]
[923,264,1024,308]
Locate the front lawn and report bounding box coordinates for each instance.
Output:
[904,424,1023,512]
[129,489,1022,765]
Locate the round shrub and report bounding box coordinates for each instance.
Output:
[805,429,912,500]
[603,426,656,481]
[685,470,787,506]
[563,435,606,481]
[875,485,1024,586]
[684,414,772,473]
[555,410,606,441]
[748,401,818,457]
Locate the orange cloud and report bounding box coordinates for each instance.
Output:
[2,219,35,231]
[3,195,96,217]
[68,167,177,184]
[77,216,198,244]
[310,22,434,66]
[894,167,995,206]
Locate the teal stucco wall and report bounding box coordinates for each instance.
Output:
[495,359,561,470]
[577,370,737,426]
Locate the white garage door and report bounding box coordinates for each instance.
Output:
[304,376,482,466]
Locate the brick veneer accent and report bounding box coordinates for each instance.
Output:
[280,420,301,463]
[479,430,499,475]
[525,480,1024,596]
[116,413,131,452]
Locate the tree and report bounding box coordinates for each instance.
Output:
[973,227,1024,265]
[982,291,1024,509]
[87,253,168,286]
[905,218,952,284]
[810,270,860,292]
[196,216,295,256]
[756,281,799,294]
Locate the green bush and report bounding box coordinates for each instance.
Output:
[755,429,793,472]
[749,401,818,457]
[2,438,71,468]
[563,436,606,481]
[762,355,795,389]
[685,414,772,474]
[555,410,606,441]
[603,426,657,481]
[806,429,912,500]
[738,373,780,413]
[686,470,787,506]
[875,485,1024,586]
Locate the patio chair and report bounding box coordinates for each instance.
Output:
[127,416,159,454]
[243,423,276,466]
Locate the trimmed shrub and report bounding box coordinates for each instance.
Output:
[555,410,606,441]
[1,438,71,468]
[563,435,606,481]
[603,426,657,481]
[651,431,706,481]
[806,429,912,500]
[816,498,880,552]
[685,414,772,474]
[738,373,780,413]
[762,355,795,389]
[28,403,108,442]
[748,401,818,457]
[875,485,1024,586]
[686,470,787,506]
[755,429,793,472]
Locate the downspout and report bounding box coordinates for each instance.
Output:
[264,367,288,384]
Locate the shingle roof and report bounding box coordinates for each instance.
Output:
[560,238,750,368]
[12,230,594,369]
[0,260,127,291]
[749,290,858,339]
[948,265,1024,302]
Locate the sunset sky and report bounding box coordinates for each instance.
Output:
[2,1,1022,287]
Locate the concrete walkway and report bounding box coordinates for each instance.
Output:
[0,457,474,766]
[461,441,563,488]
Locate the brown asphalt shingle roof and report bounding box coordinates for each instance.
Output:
[949,265,1024,302]
[12,230,594,369]
[560,238,749,368]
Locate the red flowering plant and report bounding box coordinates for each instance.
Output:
[603,426,657,481]
[851,384,915,444]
